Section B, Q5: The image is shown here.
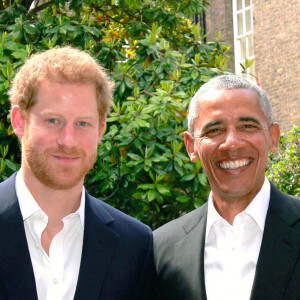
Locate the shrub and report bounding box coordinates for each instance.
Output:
[266,126,300,197]
[0,0,232,228]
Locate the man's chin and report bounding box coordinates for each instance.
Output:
[31,167,87,190]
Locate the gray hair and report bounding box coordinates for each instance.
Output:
[187,75,274,135]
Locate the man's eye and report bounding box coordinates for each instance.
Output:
[205,128,223,136]
[48,119,58,124]
[78,121,88,127]
[241,124,257,130]
[210,128,220,133]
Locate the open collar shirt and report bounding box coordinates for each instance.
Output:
[204,177,270,300]
[15,170,85,300]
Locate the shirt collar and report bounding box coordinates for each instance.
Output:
[206,192,221,241]
[15,169,85,226]
[205,176,270,240]
[244,177,270,233]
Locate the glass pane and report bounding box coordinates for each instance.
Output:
[238,13,244,35]
[237,0,243,10]
[245,9,252,32]
[240,37,246,60]
[248,35,254,57]
[245,0,251,7]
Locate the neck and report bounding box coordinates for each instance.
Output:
[211,192,255,225]
[210,181,264,225]
[213,199,250,225]
[22,168,83,222]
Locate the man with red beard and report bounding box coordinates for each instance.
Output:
[154,75,300,300]
[0,47,156,300]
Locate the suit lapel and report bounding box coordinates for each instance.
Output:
[0,173,38,300]
[174,204,208,300]
[250,184,300,300]
[74,192,120,300]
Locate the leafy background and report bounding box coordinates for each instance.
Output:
[0,0,299,229]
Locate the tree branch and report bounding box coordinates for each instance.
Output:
[140,90,155,97]
[0,1,5,11]
[27,0,54,19]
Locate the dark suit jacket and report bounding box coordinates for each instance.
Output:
[0,173,156,300]
[154,183,300,300]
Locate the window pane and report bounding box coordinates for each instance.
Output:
[240,37,246,60]
[238,13,244,35]
[245,0,251,7]
[248,35,254,57]
[237,0,243,10]
[245,9,252,32]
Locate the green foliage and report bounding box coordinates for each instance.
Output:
[0,0,231,228]
[266,126,300,197]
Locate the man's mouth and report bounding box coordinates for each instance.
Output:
[52,155,80,161]
[218,159,252,170]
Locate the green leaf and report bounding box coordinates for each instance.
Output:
[180,173,196,182]
[176,195,191,203]
[138,183,155,190]
[24,25,37,35]
[141,104,157,114]
[197,173,207,186]
[126,159,144,167]
[151,156,169,162]
[5,159,19,172]
[156,184,171,196]
[104,141,112,150]
[3,41,26,52]
[135,118,150,128]
[119,82,126,96]
[106,116,119,122]
[174,162,184,176]
[127,153,143,160]
[147,189,156,202]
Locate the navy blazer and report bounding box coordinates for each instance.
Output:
[0,173,156,300]
[154,183,300,300]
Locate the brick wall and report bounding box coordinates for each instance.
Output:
[253,0,300,134]
[205,0,235,72]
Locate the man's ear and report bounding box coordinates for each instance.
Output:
[184,131,198,162]
[11,105,25,138]
[98,116,107,143]
[269,122,280,154]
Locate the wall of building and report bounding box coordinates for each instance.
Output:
[205,0,235,72]
[204,0,300,134]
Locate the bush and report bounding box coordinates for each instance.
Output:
[0,0,232,228]
[266,126,300,197]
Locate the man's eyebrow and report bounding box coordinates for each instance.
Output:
[41,111,96,119]
[202,120,223,132]
[239,116,261,125]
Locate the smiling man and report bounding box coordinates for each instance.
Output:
[154,75,300,300]
[0,47,156,300]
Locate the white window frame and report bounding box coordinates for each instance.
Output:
[232,0,255,79]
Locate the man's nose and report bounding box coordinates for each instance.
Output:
[219,129,244,152]
[57,124,78,149]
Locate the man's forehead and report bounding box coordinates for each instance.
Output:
[195,88,262,115]
[195,88,267,122]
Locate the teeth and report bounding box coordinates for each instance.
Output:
[219,159,251,170]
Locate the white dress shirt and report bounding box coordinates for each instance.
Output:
[204,177,270,300]
[15,170,85,300]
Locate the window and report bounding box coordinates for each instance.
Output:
[232,0,255,79]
